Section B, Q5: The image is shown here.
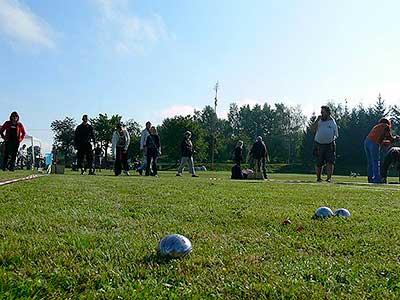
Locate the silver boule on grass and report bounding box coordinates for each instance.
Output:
[314,206,334,219]
[334,208,351,218]
[158,234,192,258]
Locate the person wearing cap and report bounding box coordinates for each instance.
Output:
[145,126,161,176]
[0,111,26,171]
[74,114,96,175]
[364,118,399,183]
[312,106,339,183]
[381,147,400,184]
[112,122,131,176]
[249,136,269,179]
[138,121,151,175]
[176,131,198,177]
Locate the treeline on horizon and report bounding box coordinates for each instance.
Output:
[51,95,400,174]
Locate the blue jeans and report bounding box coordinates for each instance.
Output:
[364,138,381,183]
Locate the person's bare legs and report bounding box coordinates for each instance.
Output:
[316,166,322,182]
[326,163,334,182]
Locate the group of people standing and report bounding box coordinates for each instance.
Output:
[231,136,269,180]
[137,121,198,177]
[73,117,198,177]
[1,110,399,182]
[312,105,400,183]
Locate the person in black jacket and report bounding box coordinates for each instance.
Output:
[231,140,244,179]
[176,131,198,177]
[249,136,269,179]
[233,140,244,166]
[74,114,95,175]
[145,126,161,176]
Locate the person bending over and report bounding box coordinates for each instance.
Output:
[364,118,399,183]
[381,147,400,184]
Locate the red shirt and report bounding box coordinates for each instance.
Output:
[0,121,26,143]
[367,123,394,145]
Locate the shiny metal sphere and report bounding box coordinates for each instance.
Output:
[158,234,192,258]
[334,208,351,218]
[314,206,334,218]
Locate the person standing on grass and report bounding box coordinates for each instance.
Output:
[0,112,26,171]
[249,136,269,179]
[233,140,244,166]
[145,126,161,176]
[176,131,199,177]
[364,118,399,183]
[312,106,339,183]
[74,114,96,175]
[112,123,131,176]
[93,143,103,172]
[138,121,151,175]
[380,147,400,184]
[17,144,27,169]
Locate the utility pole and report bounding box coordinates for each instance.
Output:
[211,81,219,170]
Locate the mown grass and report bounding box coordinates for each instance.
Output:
[0,170,399,299]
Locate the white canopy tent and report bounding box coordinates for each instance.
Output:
[21,135,42,170]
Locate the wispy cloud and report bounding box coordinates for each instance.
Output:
[0,0,55,48]
[95,0,170,54]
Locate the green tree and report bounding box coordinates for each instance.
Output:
[91,114,122,162]
[50,117,76,165]
[158,116,207,163]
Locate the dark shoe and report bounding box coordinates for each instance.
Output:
[80,169,86,175]
[138,169,143,176]
[317,178,322,182]
[176,173,182,177]
[325,178,331,183]
[192,174,199,177]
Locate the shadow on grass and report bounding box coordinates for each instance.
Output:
[140,252,185,265]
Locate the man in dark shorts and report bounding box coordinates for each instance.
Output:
[381,147,400,184]
[312,106,339,182]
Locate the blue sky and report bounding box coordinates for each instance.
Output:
[1,0,400,152]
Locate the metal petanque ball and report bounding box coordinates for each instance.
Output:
[158,234,192,258]
[314,206,334,218]
[334,208,351,218]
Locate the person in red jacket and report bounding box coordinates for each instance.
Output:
[0,111,26,171]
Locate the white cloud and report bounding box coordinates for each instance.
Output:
[0,0,55,48]
[159,105,197,119]
[95,0,169,54]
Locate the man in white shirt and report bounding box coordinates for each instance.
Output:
[138,121,151,175]
[312,106,339,182]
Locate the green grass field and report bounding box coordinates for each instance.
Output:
[0,170,399,299]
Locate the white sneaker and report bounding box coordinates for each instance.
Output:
[123,171,130,176]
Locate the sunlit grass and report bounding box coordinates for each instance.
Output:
[0,170,399,299]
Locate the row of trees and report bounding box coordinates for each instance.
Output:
[51,95,400,173]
